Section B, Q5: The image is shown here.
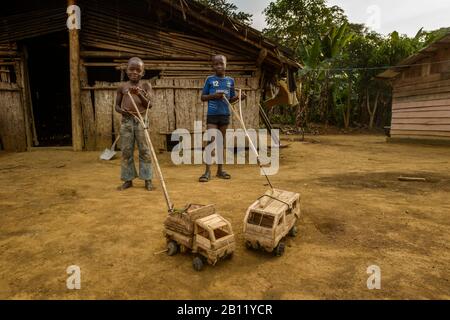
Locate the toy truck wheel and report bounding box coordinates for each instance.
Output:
[245,241,260,250]
[167,241,178,256]
[192,256,204,271]
[225,252,234,260]
[274,242,285,257]
[289,226,298,237]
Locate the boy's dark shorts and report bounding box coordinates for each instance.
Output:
[207,115,230,126]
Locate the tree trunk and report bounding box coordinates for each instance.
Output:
[366,88,380,129]
[344,77,352,129]
[324,72,329,127]
[370,91,380,129]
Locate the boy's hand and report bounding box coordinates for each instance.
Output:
[213,92,225,100]
[129,86,140,95]
[115,105,125,115]
[240,92,247,100]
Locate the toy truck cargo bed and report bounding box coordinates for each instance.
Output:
[163,204,235,270]
[163,204,215,244]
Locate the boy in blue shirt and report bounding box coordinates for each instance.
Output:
[199,55,246,182]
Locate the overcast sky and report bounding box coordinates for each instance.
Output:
[234,0,450,36]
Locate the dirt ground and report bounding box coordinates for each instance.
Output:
[0,134,449,300]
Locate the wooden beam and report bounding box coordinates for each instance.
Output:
[0,51,18,57]
[67,0,83,151]
[15,59,32,151]
[256,48,268,67]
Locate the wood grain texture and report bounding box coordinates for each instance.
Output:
[69,28,83,151]
[174,79,198,133]
[391,110,450,118]
[393,91,450,104]
[80,90,96,150]
[94,81,114,150]
[80,64,96,151]
[391,130,450,137]
[391,124,450,131]
[393,99,450,110]
[0,83,27,151]
[393,84,450,99]
[392,105,450,113]
[392,118,450,125]
[393,78,450,93]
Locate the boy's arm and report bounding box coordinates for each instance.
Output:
[201,77,224,102]
[201,92,225,101]
[115,86,124,114]
[229,80,246,103]
[137,82,153,108]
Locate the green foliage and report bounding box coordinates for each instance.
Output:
[262,0,445,128]
[422,27,450,45]
[263,0,346,54]
[197,0,253,25]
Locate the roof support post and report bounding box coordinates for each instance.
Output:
[67,0,84,151]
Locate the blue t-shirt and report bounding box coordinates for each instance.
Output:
[202,75,236,116]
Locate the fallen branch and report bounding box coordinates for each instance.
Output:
[153,249,168,255]
[398,177,427,182]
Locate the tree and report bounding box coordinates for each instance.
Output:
[197,0,253,25]
[422,27,450,46]
[363,30,425,128]
[263,0,347,54]
[263,0,443,129]
[293,22,353,126]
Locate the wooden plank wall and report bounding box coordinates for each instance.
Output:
[81,77,261,151]
[391,48,450,140]
[0,43,31,152]
[94,81,117,151]
[79,62,96,151]
[0,82,27,151]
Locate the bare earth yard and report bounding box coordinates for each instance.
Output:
[0,134,449,299]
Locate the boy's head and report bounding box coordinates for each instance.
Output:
[127,57,145,82]
[212,55,227,77]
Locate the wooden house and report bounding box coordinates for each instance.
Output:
[377,33,450,144]
[0,0,300,152]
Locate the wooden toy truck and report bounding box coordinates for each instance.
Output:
[163,204,235,271]
[243,189,300,256]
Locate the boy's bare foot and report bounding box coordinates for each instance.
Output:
[216,171,231,180]
[145,180,154,191]
[118,180,133,191]
[199,171,211,183]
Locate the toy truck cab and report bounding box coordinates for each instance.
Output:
[243,189,300,256]
[163,204,235,271]
[192,214,235,269]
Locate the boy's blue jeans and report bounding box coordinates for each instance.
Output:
[120,115,152,181]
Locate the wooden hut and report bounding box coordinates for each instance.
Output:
[377,33,450,144]
[0,0,300,152]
